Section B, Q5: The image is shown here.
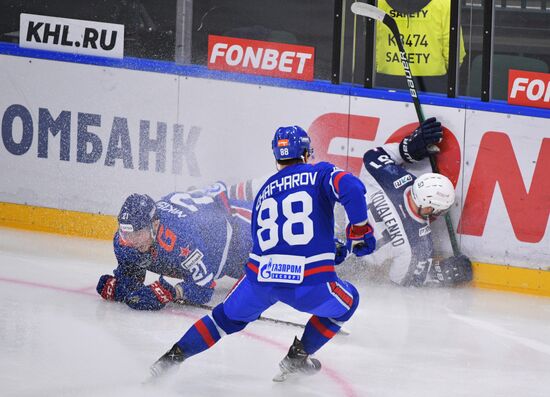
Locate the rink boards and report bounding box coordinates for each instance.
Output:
[0,44,548,295]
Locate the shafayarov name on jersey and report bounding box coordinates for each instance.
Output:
[19,13,124,58]
[208,35,315,81]
[255,171,318,210]
[258,254,305,284]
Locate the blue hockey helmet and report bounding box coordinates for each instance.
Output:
[271,126,313,161]
[117,193,158,233]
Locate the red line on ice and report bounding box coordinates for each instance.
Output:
[0,276,359,397]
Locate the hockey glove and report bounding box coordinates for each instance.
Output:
[125,276,176,310]
[345,222,376,257]
[429,255,473,287]
[174,280,216,305]
[96,274,137,302]
[399,117,443,163]
[334,238,348,265]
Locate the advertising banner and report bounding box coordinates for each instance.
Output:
[0,52,549,270]
[19,13,124,58]
[508,69,550,110]
[207,35,315,81]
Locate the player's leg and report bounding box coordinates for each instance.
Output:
[298,280,359,354]
[150,276,274,377]
[273,279,359,381]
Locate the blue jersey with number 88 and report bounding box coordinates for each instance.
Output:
[246,161,369,285]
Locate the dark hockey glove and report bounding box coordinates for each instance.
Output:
[125,276,176,310]
[96,274,137,302]
[429,255,473,287]
[334,238,348,265]
[399,117,443,163]
[346,222,376,257]
[174,280,216,305]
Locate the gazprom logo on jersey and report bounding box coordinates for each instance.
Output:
[258,255,305,284]
[20,13,124,58]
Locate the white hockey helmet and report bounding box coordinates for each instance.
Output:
[411,173,455,217]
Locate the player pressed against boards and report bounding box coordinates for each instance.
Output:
[148,126,376,381]
[96,117,471,313]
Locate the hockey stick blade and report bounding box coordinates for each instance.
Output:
[175,301,350,335]
[351,2,386,21]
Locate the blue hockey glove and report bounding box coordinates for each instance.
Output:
[345,222,376,257]
[334,238,348,265]
[96,274,137,302]
[125,276,176,310]
[174,280,216,305]
[399,117,443,163]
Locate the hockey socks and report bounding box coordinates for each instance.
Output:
[176,315,223,357]
[300,315,342,354]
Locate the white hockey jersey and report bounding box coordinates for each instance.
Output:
[359,143,434,286]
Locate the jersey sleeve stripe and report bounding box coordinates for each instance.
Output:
[231,206,252,221]
[237,182,245,200]
[332,171,349,194]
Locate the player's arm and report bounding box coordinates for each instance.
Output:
[325,167,376,257]
[173,280,216,305]
[122,277,216,310]
[96,234,147,302]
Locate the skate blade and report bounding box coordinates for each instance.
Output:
[272,370,289,382]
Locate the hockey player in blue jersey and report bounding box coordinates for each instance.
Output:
[358,117,472,287]
[96,182,253,310]
[149,125,376,381]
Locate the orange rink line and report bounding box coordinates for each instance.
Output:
[1,201,549,297]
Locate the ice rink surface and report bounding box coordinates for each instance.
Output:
[1,226,550,397]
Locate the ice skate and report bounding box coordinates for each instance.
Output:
[149,343,186,379]
[272,337,321,382]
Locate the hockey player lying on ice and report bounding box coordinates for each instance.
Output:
[96,183,254,310]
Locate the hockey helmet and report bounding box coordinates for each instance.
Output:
[411,173,455,217]
[271,126,313,161]
[117,194,158,245]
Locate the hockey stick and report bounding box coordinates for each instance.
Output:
[351,2,461,256]
[177,301,350,335]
